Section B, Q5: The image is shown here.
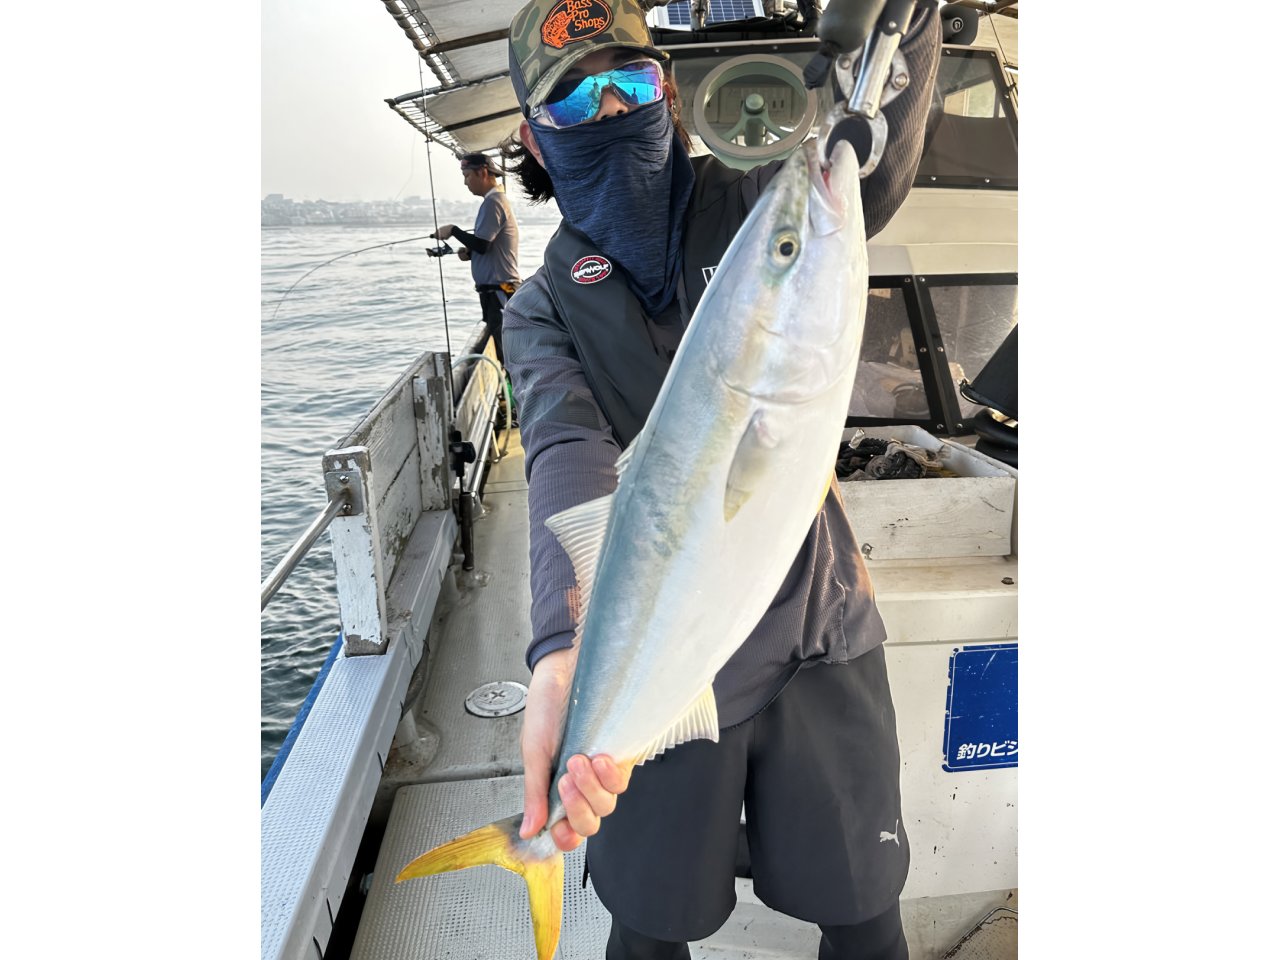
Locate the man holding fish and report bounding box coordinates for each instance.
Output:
[397,2,942,958]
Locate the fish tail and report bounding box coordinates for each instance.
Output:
[395,813,565,960]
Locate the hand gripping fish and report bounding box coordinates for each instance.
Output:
[396,137,869,959]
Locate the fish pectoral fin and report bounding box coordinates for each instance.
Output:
[725,409,779,521]
[636,684,720,765]
[546,492,614,635]
[396,813,566,960]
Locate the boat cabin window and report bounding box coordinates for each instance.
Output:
[849,274,1017,437]
[850,287,930,420]
[928,281,1018,418]
[914,49,1018,189]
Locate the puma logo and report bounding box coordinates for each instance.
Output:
[879,819,900,846]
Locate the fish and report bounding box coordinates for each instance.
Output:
[395,136,869,959]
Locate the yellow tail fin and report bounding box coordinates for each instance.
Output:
[396,813,565,960]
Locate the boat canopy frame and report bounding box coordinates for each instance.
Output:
[383,36,1017,193]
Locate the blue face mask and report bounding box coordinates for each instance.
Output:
[532,99,694,316]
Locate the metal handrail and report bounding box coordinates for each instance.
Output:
[262,352,498,612]
[260,491,352,611]
[467,389,503,498]
[452,351,512,462]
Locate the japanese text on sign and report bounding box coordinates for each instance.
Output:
[943,643,1017,773]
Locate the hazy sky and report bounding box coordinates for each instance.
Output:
[263,0,480,203]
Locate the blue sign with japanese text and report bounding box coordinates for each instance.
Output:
[942,642,1018,772]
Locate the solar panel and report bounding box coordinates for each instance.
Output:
[649,0,765,30]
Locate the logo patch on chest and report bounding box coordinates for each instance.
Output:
[571,255,612,284]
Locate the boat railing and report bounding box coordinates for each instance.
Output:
[260,490,354,611]
[449,351,510,569]
[258,338,505,653]
[322,348,458,655]
[262,335,506,960]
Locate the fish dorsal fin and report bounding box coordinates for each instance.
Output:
[634,684,720,766]
[545,493,614,643]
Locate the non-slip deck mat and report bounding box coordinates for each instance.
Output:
[351,777,610,959]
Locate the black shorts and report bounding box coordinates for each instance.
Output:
[586,647,909,942]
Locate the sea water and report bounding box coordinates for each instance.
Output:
[261,210,559,779]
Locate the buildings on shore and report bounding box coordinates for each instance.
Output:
[262,194,477,227]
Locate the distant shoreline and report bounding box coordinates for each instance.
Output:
[261,218,449,227]
[261,213,562,228]
[262,193,558,229]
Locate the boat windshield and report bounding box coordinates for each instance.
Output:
[915,48,1018,189]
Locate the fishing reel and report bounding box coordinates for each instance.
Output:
[425,241,454,258]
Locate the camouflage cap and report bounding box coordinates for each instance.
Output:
[508,0,668,115]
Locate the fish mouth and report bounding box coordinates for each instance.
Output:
[806,139,856,236]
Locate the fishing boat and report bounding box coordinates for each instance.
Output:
[261,2,1018,958]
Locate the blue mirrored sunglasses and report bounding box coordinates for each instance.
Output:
[532,59,665,129]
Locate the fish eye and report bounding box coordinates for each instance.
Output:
[771,230,800,265]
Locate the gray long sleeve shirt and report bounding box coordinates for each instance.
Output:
[461,187,521,287]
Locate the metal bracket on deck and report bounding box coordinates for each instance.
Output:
[324,469,366,516]
[321,450,390,656]
[414,362,454,511]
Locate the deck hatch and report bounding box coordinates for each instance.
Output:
[465,680,530,717]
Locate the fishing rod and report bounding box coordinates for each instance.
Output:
[267,234,436,322]
[418,54,458,403]
[422,134,457,402]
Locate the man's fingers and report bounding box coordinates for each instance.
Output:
[550,818,584,852]
[557,770,601,839]
[567,755,619,820]
[521,786,547,840]
[520,648,580,841]
[590,755,632,794]
[521,736,551,838]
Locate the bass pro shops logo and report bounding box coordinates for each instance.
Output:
[541,0,613,49]
[571,255,612,284]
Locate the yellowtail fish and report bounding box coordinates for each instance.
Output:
[396,137,869,958]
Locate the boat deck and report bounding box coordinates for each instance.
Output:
[348,429,1015,959]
